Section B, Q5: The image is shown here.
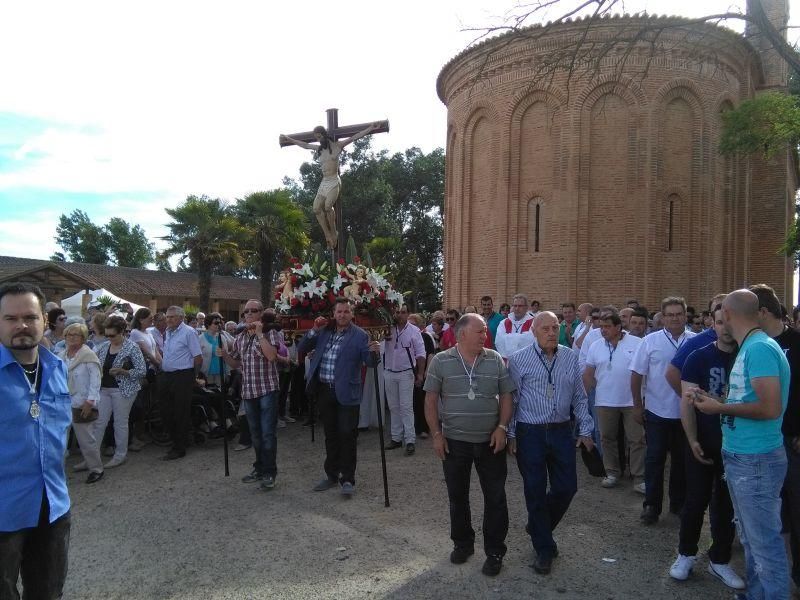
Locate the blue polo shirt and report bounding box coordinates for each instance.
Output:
[485,312,503,348]
[0,345,71,531]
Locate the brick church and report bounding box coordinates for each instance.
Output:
[437,0,798,312]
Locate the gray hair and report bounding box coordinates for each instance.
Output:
[454,313,485,339]
[512,294,528,305]
[166,305,185,317]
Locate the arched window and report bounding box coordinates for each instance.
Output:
[528,198,543,253]
[666,194,681,251]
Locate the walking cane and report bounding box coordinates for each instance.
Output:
[372,349,390,507]
[217,333,230,477]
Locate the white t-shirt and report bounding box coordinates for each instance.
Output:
[494,314,535,358]
[578,327,603,371]
[129,328,158,362]
[585,333,642,408]
[629,328,696,418]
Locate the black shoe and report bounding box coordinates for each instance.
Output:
[385,440,403,450]
[640,505,659,525]
[450,547,474,564]
[86,471,104,484]
[161,450,186,461]
[482,555,503,576]
[405,443,415,456]
[533,554,553,574]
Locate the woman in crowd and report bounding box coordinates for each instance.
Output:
[439,309,459,351]
[499,303,511,318]
[43,307,66,348]
[129,308,162,370]
[93,315,146,468]
[60,321,104,484]
[198,312,232,386]
[89,312,108,347]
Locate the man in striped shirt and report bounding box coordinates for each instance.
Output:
[507,311,594,575]
[424,313,515,577]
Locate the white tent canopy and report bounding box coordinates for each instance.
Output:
[61,288,145,318]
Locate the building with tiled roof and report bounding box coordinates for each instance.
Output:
[0,256,260,320]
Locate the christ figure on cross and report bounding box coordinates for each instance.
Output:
[280,122,381,249]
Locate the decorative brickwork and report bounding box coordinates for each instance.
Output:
[438,11,798,311]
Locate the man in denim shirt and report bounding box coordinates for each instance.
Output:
[0,283,72,599]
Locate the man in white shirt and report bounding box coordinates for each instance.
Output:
[494,294,535,359]
[572,303,594,347]
[630,297,695,525]
[384,305,427,455]
[583,312,644,492]
[147,312,167,354]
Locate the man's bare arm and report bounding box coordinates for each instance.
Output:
[338,122,380,147]
[279,134,319,151]
[665,364,683,397]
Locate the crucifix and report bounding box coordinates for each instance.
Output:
[279,108,389,260]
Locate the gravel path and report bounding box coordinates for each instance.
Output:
[63,424,741,600]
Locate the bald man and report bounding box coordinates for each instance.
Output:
[693,289,790,599]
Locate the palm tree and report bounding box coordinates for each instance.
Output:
[236,190,310,305]
[160,195,247,311]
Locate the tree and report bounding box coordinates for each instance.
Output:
[235,190,310,305]
[52,210,156,268]
[284,140,445,310]
[53,209,110,264]
[160,195,247,311]
[105,218,155,268]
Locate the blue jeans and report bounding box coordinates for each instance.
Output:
[643,410,685,515]
[515,422,577,559]
[723,446,789,599]
[244,391,279,478]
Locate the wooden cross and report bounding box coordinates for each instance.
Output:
[280,108,389,260]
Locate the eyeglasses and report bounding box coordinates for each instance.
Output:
[243,308,262,314]
[664,312,685,318]
[446,317,456,322]
[105,332,119,339]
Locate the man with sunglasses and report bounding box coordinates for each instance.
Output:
[158,305,202,460]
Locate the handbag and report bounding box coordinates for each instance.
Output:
[72,407,99,423]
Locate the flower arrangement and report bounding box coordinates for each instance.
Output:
[274,254,403,323]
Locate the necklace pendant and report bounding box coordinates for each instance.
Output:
[30,400,41,419]
[467,388,476,400]
[607,362,613,371]
[546,384,554,400]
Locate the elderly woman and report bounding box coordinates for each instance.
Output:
[60,321,104,484]
[198,312,233,386]
[93,315,146,468]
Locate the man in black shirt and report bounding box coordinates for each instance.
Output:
[750,284,800,589]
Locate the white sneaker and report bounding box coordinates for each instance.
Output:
[233,443,251,452]
[708,562,745,590]
[634,482,646,495]
[601,475,618,488]
[669,554,696,580]
[283,415,296,423]
[104,456,127,469]
[72,461,88,472]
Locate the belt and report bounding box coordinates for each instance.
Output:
[528,421,571,430]
[164,368,194,374]
[386,368,413,373]
[319,380,336,389]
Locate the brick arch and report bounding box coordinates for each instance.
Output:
[460,108,499,306]
[652,79,707,116]
[524,194,548,254]
[575,75,647,113]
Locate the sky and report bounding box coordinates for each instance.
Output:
[0,0,796,263]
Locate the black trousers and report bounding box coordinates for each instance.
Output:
[783,439,800,586]
[643,410,686,514]
[157,369,195,453]
[290,363,307,416]
[317,384,360,484]
[442,438,508,557]
[678,440,734,563]
[413,385,429,435]
[0,492,70,600]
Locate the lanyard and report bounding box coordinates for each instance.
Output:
[663,329,684,351]
[535,347,557,385]
[394,323,409,349]
[606,340,617,365]
[456,348,478,399]
[511,318,525,333]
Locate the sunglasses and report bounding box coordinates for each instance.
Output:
[446,317,456,322]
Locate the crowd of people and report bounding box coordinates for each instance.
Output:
[3,280,800,599]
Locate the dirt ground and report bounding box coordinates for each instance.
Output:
[62,423,746,600]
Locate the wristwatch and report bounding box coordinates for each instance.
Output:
[497,424,508,432]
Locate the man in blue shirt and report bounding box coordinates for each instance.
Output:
[695,289,790,599]
[479,296,503,350]
[0,283,72,599]
[507,311,594,575]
